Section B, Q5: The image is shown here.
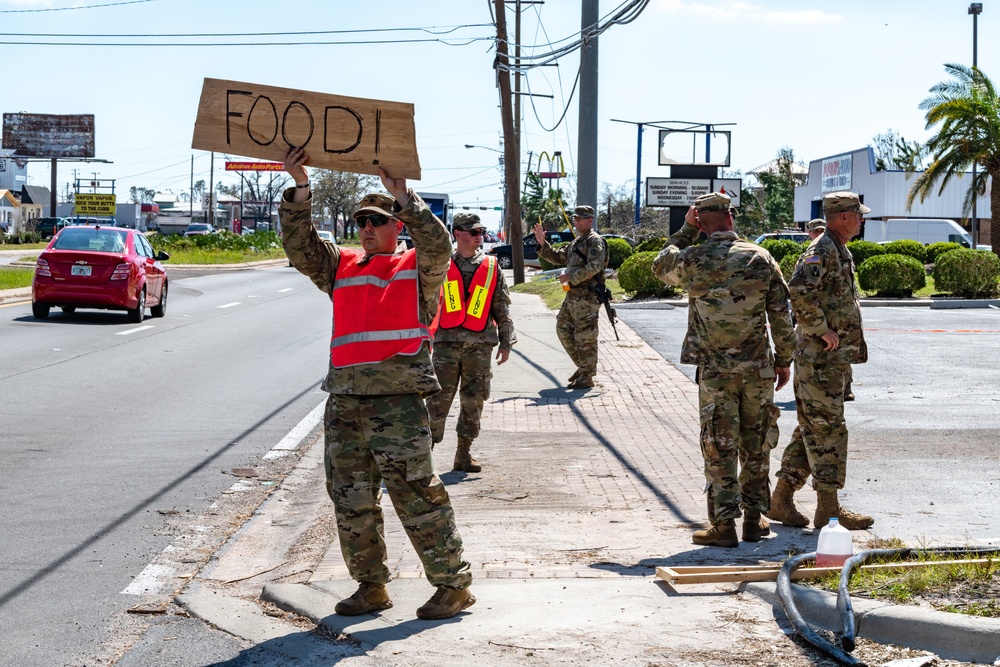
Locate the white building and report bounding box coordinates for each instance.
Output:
[794,146,991,245]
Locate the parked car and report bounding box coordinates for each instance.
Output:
[488,230,576,269]
[33,217,70,239]
[184,223,216,237]
[32,226,169,323]
[754,230,809,244]
[316,230,335,243]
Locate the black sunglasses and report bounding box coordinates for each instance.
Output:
[458,228,484,237]
[357,214,392,228]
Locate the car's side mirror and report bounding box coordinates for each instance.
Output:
[156,251,170,261]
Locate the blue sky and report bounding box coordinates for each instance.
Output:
[1,0,993,229]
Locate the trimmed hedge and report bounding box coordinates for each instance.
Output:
[857,253,926,297]
[150,229,281,253]
[881,239,927,264]
[933,249,1000,298]
[759,239,805,263]
[605,237,634,270]
[634,237,666,254]
[846,240,885,267]
[924,241,963,264]
[618,251,679,297]
[779,252,802,280]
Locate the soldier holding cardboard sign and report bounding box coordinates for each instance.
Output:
[279,147,474,621]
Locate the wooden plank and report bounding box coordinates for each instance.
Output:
[657,558,1000,586]
[191,78,421,179]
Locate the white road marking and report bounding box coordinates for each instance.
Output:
[116,325,155,336]
[121,563,175,595]
[263,399,326,460]
[277,288,293,293]
[217,302,241,309]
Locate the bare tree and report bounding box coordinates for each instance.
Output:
[310,169,379,240]
[217,172,291,231]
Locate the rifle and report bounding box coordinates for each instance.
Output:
[592,277,619,341]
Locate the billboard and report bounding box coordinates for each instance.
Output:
[2,113,95,158]
[75,193,117,217]
[658,129,731,167]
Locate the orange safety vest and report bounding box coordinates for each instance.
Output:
[330,248,432,368]
[439,255,498,332]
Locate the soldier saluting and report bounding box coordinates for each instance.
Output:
[653,192,795,547]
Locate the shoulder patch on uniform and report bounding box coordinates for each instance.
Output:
[803,256,822,265]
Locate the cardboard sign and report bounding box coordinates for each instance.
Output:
[192,78,421,179]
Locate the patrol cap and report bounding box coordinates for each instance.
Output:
[572,205,595,218]
[823,191,871,216]
[453,212,486,230]
[693,191,731,213]
[806,218,827,232]
[352,193,398,219]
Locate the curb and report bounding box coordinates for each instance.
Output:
[616,297,1000,310]
[744,581,1000,664]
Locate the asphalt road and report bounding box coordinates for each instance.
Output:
[617,303,1000,546]
[0,266,332,666]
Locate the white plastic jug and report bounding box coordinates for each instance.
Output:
[815,518,853,568]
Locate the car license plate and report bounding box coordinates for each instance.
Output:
[71,265,92,276]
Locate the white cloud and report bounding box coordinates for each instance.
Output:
[654,0,842,25]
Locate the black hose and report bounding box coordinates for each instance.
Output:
[776,552,867,666]
[838,546,1000,653]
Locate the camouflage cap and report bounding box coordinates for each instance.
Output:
[806,218,827,232]
[352,193,397,219]
[572,205,595,218]
[693,191,731,212]
[453,212,486,230]
[823,191,871,216]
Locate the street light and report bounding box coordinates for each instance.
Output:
[970,2,983,247]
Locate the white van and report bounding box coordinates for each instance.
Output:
[863,218,983,248]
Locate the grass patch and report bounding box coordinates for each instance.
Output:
[0,241,48,250]
[809,537,1000,618]
[511,274,622,311]
[0,267,34,290]
[161,247,286,264]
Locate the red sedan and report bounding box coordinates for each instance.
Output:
[32,226,170,323]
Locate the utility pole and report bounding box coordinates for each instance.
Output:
[494,0,525,284]
[577,0,599,222]
[208,151,215,228]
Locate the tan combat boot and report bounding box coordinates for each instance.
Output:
[767,479,809,527]
[567,368,582,384]
[416,587,476,620]
[567,375,595,389]
[742,509,771,542]
[334,581,392,616]
[453,438,482,473]
[814,491,874,530]
[692,519,738,548]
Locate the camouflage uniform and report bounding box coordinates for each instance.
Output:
[652,219,795,525]
[776,231,867,494]
[280,188,472,590]
[426,248,516,445]
[537,229,608,382]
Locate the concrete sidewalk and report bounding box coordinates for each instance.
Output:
[174,289,1000,665]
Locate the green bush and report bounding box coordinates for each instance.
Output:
[759,239,804,263]
[150,230,281,253]
[924,241,963,264]
[537,241,570,271]
[846,240,885,267]
[618,251,679,297]
[10,231,41,245]
[779,251,802,280]
[634,237,666,254]
[933,249,1000,298]
[857,254,926,297]
[605,237,634,270]
[881,239,927,264]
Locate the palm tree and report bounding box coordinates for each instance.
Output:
[907,63,1000,252]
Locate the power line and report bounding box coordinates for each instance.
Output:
[0,24,492,38]
[0,36,492,48]
[0,0,157,13]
